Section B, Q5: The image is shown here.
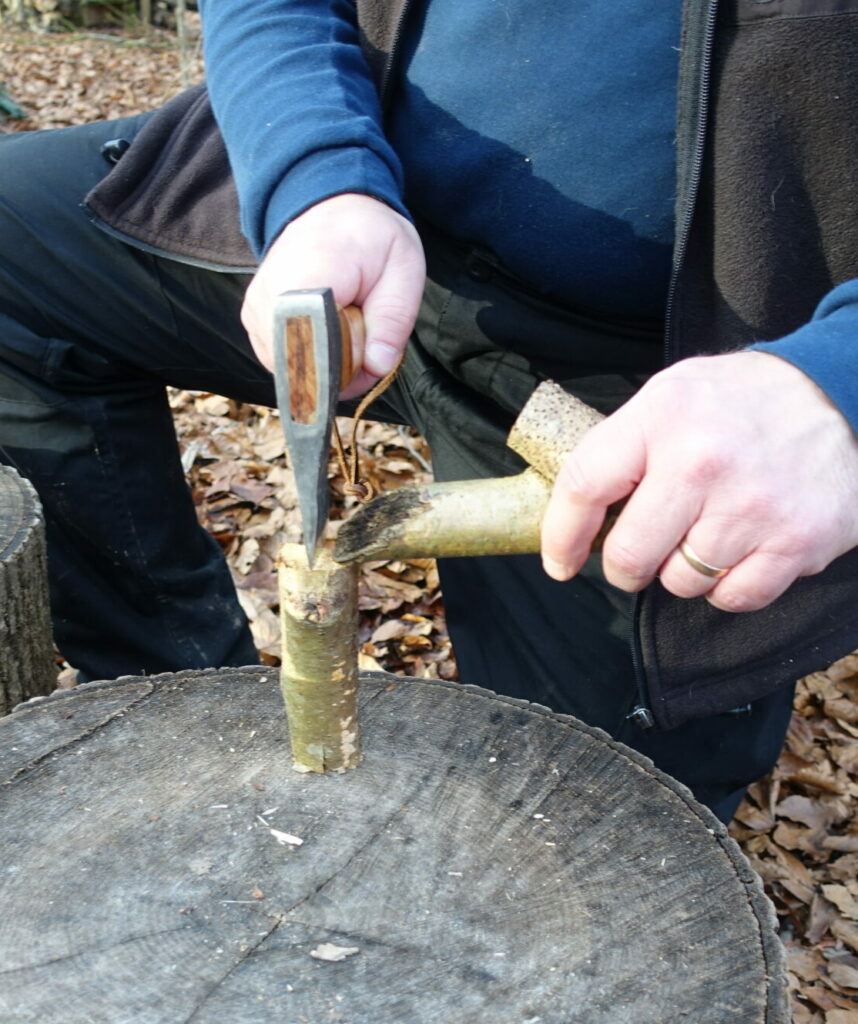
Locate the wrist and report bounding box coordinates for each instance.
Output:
[260,153,409,257]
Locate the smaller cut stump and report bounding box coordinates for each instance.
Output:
[0,668,788,1023]
[0,464,55,714]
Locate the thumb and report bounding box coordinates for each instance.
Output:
[359,235,426,379]
[541,411,646,580]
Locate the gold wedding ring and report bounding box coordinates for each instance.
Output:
[679,539,731,579]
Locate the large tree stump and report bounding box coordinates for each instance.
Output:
[0,464,56,714]
[0,667,788,1023]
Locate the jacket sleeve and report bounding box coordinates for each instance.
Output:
[747,279,858,437]
[198,0,409,258]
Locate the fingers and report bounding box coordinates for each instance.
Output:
[706,549,814,612]
[610,501,763,598]
[361,280,425,379]
[540,352,858,613]
[658,538,809,612]
[596,471,702,592]
[541,410,646,580]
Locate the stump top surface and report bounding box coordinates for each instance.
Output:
[1,668,787,1024]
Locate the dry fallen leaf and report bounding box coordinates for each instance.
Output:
[777,795,839,834]
[822,885,858,922]
[827,963,858,992]
[789,948,825,985]
[831,919,858,956]
[371,618,413,643]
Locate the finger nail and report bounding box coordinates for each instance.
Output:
[543,556,574,581]
[366,341,399,376]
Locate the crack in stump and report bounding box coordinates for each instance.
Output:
[2,684,156,786]
[272,777,432,923]
[180,912,287,1024]
[0,922,189,977]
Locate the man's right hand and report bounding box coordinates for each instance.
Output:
[241,193,426,399]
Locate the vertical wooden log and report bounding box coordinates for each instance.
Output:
[278,544,360,773]
[0,465,56,715]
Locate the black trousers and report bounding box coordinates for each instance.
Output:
[0,114,795,822]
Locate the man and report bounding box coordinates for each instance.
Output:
[2,0,857,821]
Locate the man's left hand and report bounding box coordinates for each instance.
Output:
[541,351,858,612]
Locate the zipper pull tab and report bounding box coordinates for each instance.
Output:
[626,705,655,730]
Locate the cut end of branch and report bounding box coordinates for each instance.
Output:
[508,380,605,479]
[333,487,426,563]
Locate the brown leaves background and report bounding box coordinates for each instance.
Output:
[3,24,856,1021]
[167,391,453,678]
[732,658,858,1022]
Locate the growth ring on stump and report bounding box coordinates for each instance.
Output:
[0,667,788,1023]
[0,463,56,714]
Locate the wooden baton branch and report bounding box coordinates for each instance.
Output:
[335,381,618,564]
[332,468,551,563]
[0,465,56,715]
[278,543,360,773]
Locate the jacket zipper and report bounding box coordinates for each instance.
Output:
[379,0,415,112]
[663,0,719,366]
[628,0,719,730]
[625,598,654,730]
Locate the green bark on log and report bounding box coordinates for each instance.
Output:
[334,469,550,563]
[278,544,360,773]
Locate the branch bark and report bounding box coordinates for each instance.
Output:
[506,380,606,476]
[333,468,551,563]
[278,544,360,773]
